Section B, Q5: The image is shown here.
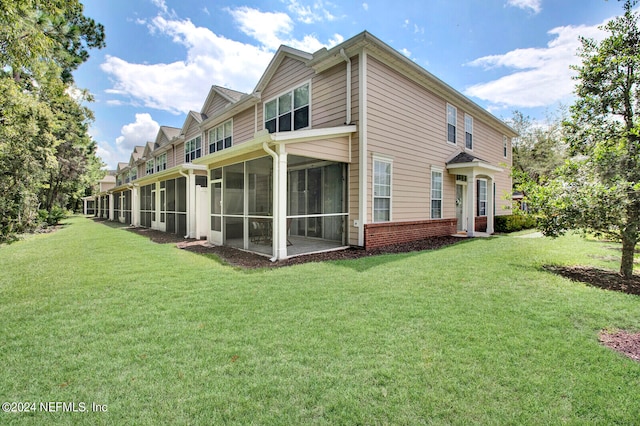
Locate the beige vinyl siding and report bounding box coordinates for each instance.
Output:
[183,120,201,146]
[286,137,350,163]
[138,164,145,178]
[174,143,185,167]
[366,54,512,222]
[233,108,255,145]
[260,56,315,132]
[312,62,347,129]
[202,95,229,118]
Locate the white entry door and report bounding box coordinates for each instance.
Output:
[210,179,223,244]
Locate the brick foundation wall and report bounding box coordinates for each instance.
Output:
[364,218,457,250]
[475,216,487,232]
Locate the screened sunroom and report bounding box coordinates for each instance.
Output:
[209,155,348,258]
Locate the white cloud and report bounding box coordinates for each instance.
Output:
[400,48,412,58]
[506,0,542,14]
[115,113,159,152]
[101,7,342,114]
[465,21,607,109]
[286,0,337,24]
[362,3,369,11]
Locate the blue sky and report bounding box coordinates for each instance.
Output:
[75,0,626,169]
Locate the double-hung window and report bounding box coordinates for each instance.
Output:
[209,120,232,153]
[373,157,392,222]
[465,114,473,150]
[431,169,443,219]
[185,136,202,163]
[477,179,487,216]
[264,83,309,133]
[129,168,137,182]
[146,159,154,175]
[447,104,457,144]
[156,153,167,173]
[503,136,508,158]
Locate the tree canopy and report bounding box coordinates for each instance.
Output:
[527,0,640,278]
[0,1,105,241]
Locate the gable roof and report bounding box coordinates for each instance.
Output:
[155,126,181,147]
[253,45,314,95]
[446,152,488,165]
[117,162,129,173]
[180,111,207,138]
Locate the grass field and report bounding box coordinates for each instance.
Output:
[1,216,639,424]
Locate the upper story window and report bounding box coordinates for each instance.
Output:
[185,136,202,163]
[465,114,473,150]
[146,159,154,175]
[503,136,508,158]
[447,104,457,144]
[264,83,309,133]
[116,175,122,186]
[373,156,392,222]
[209,120,232,154]
[156,153,167,173]
[124,171,130,184]
[129,168,137,182]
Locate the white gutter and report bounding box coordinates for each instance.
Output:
[340,48,352,125]
[262,141,279,262]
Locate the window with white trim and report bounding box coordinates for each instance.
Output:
[185,136,202,163]
[465,114,473,150]
[146,159,154,175]
[503,135,508,158]
[477,179,487,216]
[373,157,392,222]
[129,168,137,182]
[431,169,443,219]
[447,104,457,144]
[209,120,232,154]
[264,83,309,133]
[156,153,167,173]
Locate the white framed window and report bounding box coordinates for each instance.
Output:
[373,156,392,222]
[129,168,137,182]
[465,114,473,150]
[185,136,202,163]
[503,135,508,158]
[477,179,487,216]
[264,82,310,133]
[208,120,232,154]
[447,104,457,144]
[146,159,154,175]
[116,175,122,186]
[431,168,443,219]
[156,153,167,173]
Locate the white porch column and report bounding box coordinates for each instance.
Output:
[188,171,197,238]
[132,186,140,226]
[109,194,114,221]
[487,177,495,234]
[466,173,475,237]
[275,143,288,260]
[97,196,101,218]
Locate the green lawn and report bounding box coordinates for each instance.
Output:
[1,216,639,424]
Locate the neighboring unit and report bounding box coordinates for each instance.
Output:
[88,31,516,260]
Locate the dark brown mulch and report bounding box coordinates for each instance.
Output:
[599,330,640,363]
[123,225,462,268]
[544,265,640,296]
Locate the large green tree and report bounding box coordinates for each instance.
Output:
[529,0,640,278]
[0,1,105,241]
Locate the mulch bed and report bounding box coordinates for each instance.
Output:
[124,225,462,269]
[599,330,640,363]
[543,265,640,296]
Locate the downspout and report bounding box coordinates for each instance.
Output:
[179,169,190,239]
[340,48,352,125]
[263,141,279,262]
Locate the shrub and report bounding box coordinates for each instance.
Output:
[38,206,67,227]
[495,214,537,233]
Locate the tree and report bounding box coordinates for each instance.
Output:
[0,1,105,241]
[508,110,566,188]
[528,0,640,278]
